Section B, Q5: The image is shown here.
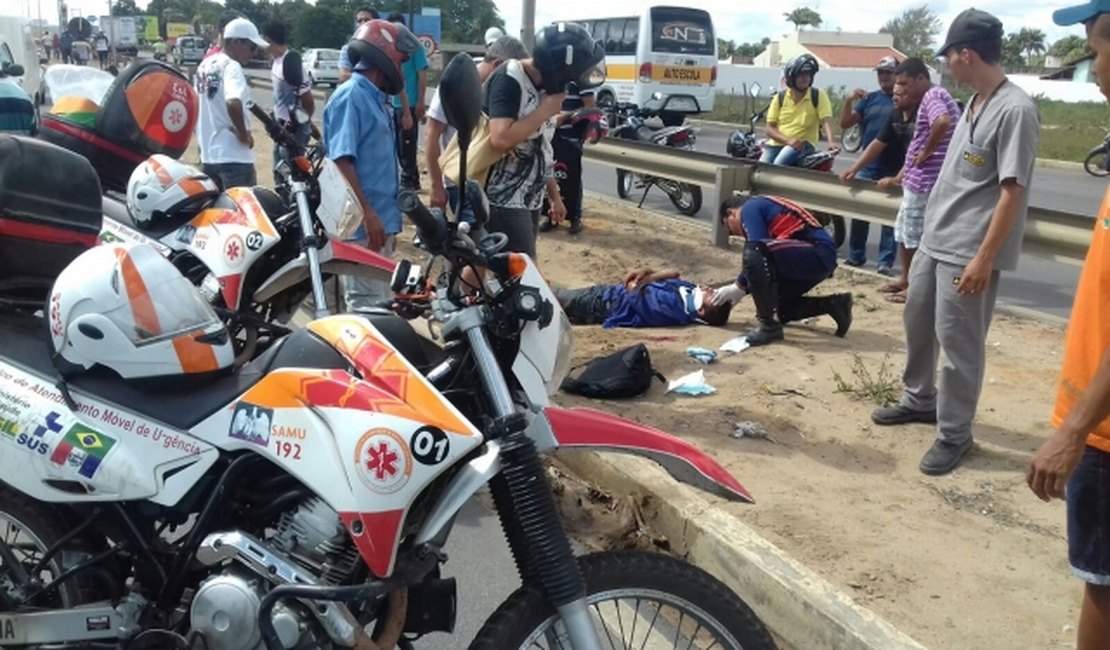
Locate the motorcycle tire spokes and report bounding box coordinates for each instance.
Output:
[1085,149,1110,178]
[468,551,776,650]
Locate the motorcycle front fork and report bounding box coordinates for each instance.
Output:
[455,308,603,650]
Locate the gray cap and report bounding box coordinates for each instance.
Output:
[935,9,1003,57]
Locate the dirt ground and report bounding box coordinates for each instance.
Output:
[523,195,1076,650]
[222,120,1074,648]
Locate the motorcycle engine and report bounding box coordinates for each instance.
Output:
[189,498,361,650]
[270,496,363,585]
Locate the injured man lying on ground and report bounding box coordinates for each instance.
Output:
[553,268,734,329]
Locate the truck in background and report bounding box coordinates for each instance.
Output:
[98,16,138,55]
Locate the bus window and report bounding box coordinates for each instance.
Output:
[620,18,639,55]
[592,20,610,53]
[650,7,714,56]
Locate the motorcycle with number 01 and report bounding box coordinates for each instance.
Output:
[0,56,776,649]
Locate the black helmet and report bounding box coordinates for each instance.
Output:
[783,54,819,89]
[726,130,748,158]
[533,22,606,95]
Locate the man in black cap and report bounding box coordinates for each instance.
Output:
[1028,2,1110,648]
[871,8,1040,476]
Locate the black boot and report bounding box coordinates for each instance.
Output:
[742,242,783,346]
[780,293,853,338]
[538,218,556,232]
[568,218,583,234]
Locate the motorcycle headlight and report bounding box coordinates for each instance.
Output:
[546,310,574,397]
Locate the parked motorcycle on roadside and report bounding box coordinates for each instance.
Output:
[611,97,703,216]
[0,55,777,650]
[1084,131,1110,177]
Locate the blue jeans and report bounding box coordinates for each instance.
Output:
[847,168,897,268]
[445,184,477,228]
[759,142,813,166]
[1068,446,1110,585]
[202,163,256,191]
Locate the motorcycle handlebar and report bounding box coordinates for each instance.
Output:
[248,103,301,154]
[398,190,447,250]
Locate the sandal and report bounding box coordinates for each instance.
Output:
[878,282,905,294]
[885,291,907,304]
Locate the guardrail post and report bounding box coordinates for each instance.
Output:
[713,165,749,247]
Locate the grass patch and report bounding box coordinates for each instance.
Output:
[704,88,1110,162]
[832,352,900,405]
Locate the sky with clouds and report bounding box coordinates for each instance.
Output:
[495,0,1091,51]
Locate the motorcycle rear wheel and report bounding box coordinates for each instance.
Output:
[468,550,776,650]
[616,169,633,199]
[840,124,862,153]
[1084,148,1110,177]
[0,485,103,611]
[669,184,703,216]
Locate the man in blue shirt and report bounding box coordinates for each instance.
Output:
[713,195,853,345]
[838,56,899,275]
[554,268,734,328]
[0,64,36,136]
[387,12,428,191]
[323,19,417,311]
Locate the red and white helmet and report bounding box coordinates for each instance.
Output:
[347,19,419,95]
[50,243,234,380]
[126,154,219,229]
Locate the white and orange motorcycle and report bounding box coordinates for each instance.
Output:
[0,56,776,650]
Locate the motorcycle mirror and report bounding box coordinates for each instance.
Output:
[748,82,761,98]
[439,54,482,150]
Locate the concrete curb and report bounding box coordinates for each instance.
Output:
[555,450,928,650]
[687,118,1084,171]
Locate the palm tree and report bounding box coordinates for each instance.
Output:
[1018,27,1047,66]
[783,7,822,31]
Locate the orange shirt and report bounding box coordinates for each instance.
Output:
[1052,186,1110,451]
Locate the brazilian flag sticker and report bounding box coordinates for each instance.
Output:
[49,424,117,479]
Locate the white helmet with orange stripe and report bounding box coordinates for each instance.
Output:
[126,154,219,229]
[49,243,234,380]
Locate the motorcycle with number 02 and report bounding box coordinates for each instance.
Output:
[0,56,777,649]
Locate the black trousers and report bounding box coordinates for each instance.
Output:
[552,131,584,220]
[554,286,609,325]
[393,106,419,189]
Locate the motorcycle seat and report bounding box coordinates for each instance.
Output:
[0,309,445,432]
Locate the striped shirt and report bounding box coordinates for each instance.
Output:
[902,85,961,196]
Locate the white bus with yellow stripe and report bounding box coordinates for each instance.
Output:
[572,6,717,125]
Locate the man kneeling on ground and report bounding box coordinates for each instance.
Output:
[714,194,853,345]
[554,269,734,329]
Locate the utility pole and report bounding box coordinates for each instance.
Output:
[106,0,116,67]
[521,0,534,52]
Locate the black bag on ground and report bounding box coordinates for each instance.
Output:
[560,343,665,399]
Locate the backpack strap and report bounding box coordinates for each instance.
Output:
[811,87,819,108]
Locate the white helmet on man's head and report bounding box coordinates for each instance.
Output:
[50,243,234,381]
[484,26,505,46]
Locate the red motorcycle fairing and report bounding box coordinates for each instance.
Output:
[543,406,753,503]
[329,239,398,275]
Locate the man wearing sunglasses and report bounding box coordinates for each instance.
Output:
[194,17,268,190]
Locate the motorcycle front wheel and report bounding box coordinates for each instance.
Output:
[616,169,633,199]
[1084,147,1110,177]
[669,183,703,216]
[468,550,777,650]
[840,124,862,153]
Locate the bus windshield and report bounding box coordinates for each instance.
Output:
[650,7,714,56]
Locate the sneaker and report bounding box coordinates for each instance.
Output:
[871,404,937,426]
[538,219,556,233]
[919,438,973,475]
[843,258,865,268]
[568,220,583,235]
[877,265,894,277]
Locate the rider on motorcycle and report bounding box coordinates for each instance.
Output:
[761,54,838,166]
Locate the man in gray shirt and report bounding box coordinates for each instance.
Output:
[871,8,1040,475]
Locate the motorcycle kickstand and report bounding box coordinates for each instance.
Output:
[636,182,651,209]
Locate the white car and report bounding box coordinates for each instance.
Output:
[304,48,339,87]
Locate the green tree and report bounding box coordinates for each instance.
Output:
[112,0,140,16]
[1015,27,1047,66]
[783,7,822,30]
[717,38,736,58]
[1049,34,1089,64]
[1001,33,1025,69]
[880,5,941,59]
[293,6,351,48]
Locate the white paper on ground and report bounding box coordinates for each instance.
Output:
[719,336,751,353]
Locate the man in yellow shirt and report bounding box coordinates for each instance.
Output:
[1029,2,1110,648]
[761,54,838,166]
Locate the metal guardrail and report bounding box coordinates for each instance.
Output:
[583,139,1092,265]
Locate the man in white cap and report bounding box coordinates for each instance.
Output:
[484,26,505,46]
[194,17,268,190]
